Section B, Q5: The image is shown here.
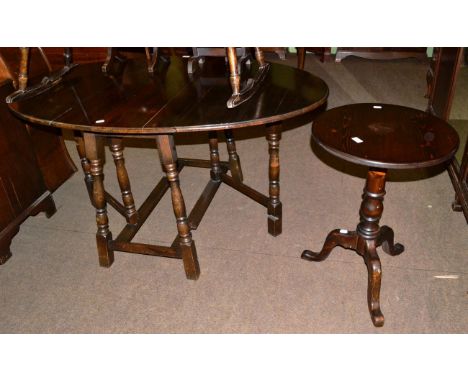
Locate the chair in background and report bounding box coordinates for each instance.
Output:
[297,47,329,69]
[189,47,270,109]
[102,47,162,74]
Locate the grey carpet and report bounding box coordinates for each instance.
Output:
[1,55,467,333]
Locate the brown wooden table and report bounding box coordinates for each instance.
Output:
[8,57,328,280]
[302,103,459,326]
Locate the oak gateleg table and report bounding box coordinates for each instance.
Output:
[8,57,328,280]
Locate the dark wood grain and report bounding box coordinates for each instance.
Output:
[312,103,459,169]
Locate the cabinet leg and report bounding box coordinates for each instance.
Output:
[0,228,17,265]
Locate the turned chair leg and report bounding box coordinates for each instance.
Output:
[109,138,139,225]
[101,47,126,73]
[83,133,114,267]
[297,48,306,70]
[254,47,267,68]
[101,47,115,73]
[224,129,243,182]
[226,47,241,97]
[156,134,200,280]
[144,47,159,73]
[226,47,270,108]
[18,47,30,91]
[266,123,282,236]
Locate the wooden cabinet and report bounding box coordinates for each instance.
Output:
[0,80,58,262]
[0,48,77,263]
[426,47,468,223]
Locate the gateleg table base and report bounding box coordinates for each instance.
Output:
[80,126,282,281]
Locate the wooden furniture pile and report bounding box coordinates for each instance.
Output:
[0,47,464,327]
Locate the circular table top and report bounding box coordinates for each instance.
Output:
[312,103,459,169]
[8,57,329,135]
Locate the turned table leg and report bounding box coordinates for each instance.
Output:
[156,134,200,280]
[74,132,94,205]
[208,131,222,182]
[301,168,404,327]
[224,129,243,182]
[266,123,282,236]
[109,138,138,225]
[83,133,114,267]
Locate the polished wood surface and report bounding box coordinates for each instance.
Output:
[312,103,459,169]
[304,103,459,327]
[9,58,328,134]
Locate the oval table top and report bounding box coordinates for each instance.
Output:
[312,103,460,169]
[8,57,329,135]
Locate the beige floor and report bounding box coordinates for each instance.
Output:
[1,55,467,333]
